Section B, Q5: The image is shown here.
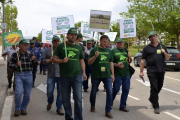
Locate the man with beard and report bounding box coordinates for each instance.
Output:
[52,27,87,120]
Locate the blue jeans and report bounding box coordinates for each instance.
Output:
[14,71,33,111]
[40,63,46,73]
[60,74,83,120]
[113,76,130,108]
[90,78,112,113]
[83,67,92,90]
[32,66,38,85]
[47,77,63,111]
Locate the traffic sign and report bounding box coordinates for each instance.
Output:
[2,23,7,29]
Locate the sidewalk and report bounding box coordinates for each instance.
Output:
[0,46,8,116]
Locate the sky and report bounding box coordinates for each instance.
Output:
[12,0,130,37]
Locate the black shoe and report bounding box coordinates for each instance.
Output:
[57,108,64,115]
[97,89,99,92]
[8,84,11,89]
[103,88,106,92]
[13,87,15,91]
[148,98,153,107]
[46,103,52,111]
[84,89,88,92]
[32,85,35,88]
[154,108,160,114]
[119,107,129,112]
[43,72,46,75]
[14,110,20,117]
[39,72,42,74]
[21,110,27,115]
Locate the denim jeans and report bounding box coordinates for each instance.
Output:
[32,66,38,85]
[60,74,83,120]
[83,66,92,90]
[90,78,112,113]
[113,76,130,108]
[14,71,33,111]
[47,77,63,111]
[40,63,46,73]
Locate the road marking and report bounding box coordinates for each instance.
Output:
[1,96,14,120]
[164,112,180,120]
[136,79,150,86]
[119,91,140,100]
[162,88,180,95]
[165,76,180,82]
[37,83,47,93]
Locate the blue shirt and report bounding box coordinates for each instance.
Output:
[35,42,40,48]
[39,47,47,56]
[28,47,41,61]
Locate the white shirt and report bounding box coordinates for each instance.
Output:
[2,46,19,62]
[85,47,93,55]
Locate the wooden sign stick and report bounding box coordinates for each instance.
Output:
[128,38,130,62]
[15,44,22,72]
[63,34,67,57]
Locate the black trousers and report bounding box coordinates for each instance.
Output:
[147,72,164,109]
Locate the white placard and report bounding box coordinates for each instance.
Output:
[51,15,74,34]
[94,32,102,41]
[42,30,53,44]
[120,18,136,38]
[105,32,117,41]
[81,23,93,38]
[88,10,112,32]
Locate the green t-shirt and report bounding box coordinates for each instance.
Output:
[54,42,84,77]
[112,48,130,77]
[89,47,113,79]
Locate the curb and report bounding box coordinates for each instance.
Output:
[0,79,8,115]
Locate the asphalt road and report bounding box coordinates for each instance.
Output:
[1,66,180,120]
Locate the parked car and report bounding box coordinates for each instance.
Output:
[133,46,180,71]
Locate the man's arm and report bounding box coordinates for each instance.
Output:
[52,54,68,64]
[88,51,99,65]
[162,49,170,60]
[80,59,87,80]
[2,48,8,57]
[110,62,115,82]
[9,53,18,69]
[139,59,145,78]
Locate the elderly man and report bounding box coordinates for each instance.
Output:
[88,35,114,119]
[52,27,87,120]
[2,45,19,90]
[41,36,64,115]
[9,39,38,117]
[139,31,170,114]
[112,37,132,112]
[28,40,41,87]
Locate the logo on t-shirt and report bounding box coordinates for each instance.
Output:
[101,67,106,72]
[100,55,107,61]
[119,55,127,63]
[157,49,161,54]
[68,51,76,58]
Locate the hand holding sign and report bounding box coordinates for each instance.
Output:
[63,57,69,63]
[94,51,99,58]
[17,61,22,67]
[31,55,36,61]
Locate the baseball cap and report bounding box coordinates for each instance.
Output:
[30,40,35,44]
[19,39,28,44]
[116,37,125,42]
[87,40,92,44]
[52,36,60,41]
[148,31,157,37]
[68,27,77,34]
[77,33,83,39]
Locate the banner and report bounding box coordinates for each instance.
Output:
[120,18,136,38]
[105,32,117,41]
[42,30,53,44]
[88,10,112,33]
[81,23,93,38]
[2,30,24,47]
[51,15,74,35]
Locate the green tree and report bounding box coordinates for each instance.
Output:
[125,0,180,49]
[5,4,18,32]
[36,31,42,42]
[74,21,87,28]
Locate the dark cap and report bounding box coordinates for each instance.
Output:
[116,37,125,42]
[19,39,28,44]
[148,31,157,37]
[32,37,36,40]
[77,33,83,39]
[68,27,77,34]
[30,40,35,44]
[87,40,92,44]
[52,36,60,41]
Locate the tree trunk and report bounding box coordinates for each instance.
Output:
[176,33,179,50]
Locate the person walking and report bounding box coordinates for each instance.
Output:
[39,43,47,75]
[52,27,87,120]
[139,31,170,114]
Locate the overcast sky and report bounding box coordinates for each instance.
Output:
[12,0,130,37]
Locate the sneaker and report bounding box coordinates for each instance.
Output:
[119,107,129,112]
[57,108,64,116]
[105,112,113,119]
[21,110,27,115]
[32,85,35,88]
[154,108,160,114]
[14,110,20,117]
[46,103,52,110]
[43,72,46,75]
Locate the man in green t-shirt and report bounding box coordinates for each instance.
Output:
[88,35,115,119]
[112,37,132,112]
[52,27,87,120]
